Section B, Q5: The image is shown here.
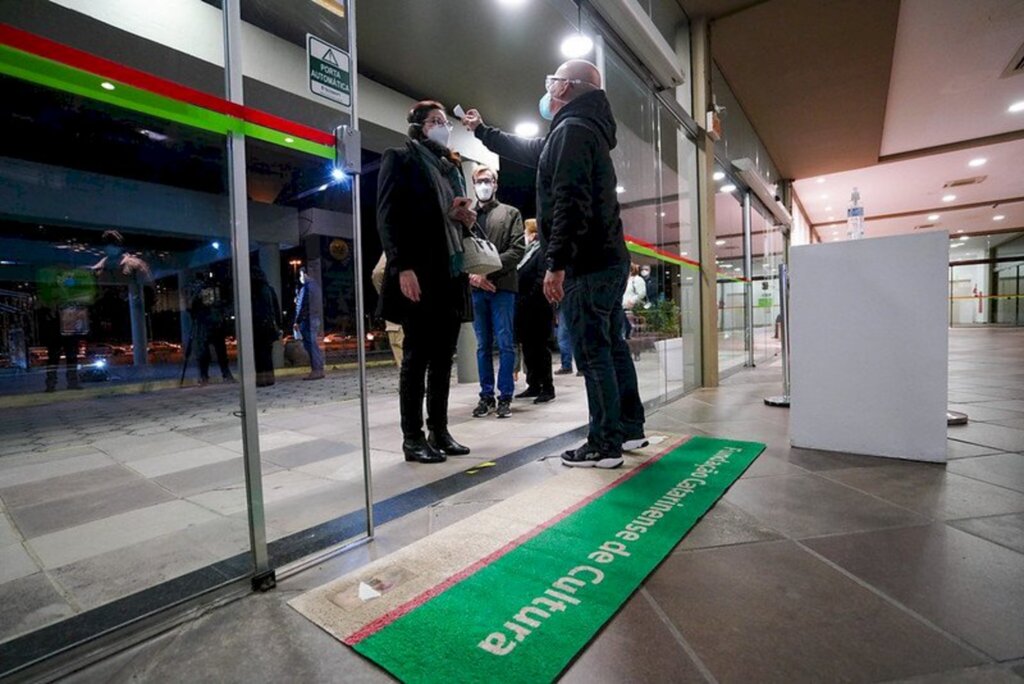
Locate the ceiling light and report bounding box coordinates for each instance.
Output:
[820,194,828,200]
[1009,101,1024,113]
[959,235,969,241]
[956,229,964,233]
[560,34,593,58]
[827,216,834,221]
[496,0,528,6]
[211,242,220,249]
[514,122,539,137]
[824,206,832,211]
[615,185,625,194]
[715,239,726,246]
[968,158,987,167]
[712,171,725,181]
[816,178,826,184]
[284,137,295,144]
[681,251,688,256]
[659,212,666,217]
[993,215,1005,221]
[686,276,693,281]
[100,81,115,91]
[950,242,963,248]
[928,214,940,221]
[942,194,956,202]
[331,168,346,181]
[720,184,736,193]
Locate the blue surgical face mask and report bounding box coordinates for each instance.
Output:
[539,92,554,121]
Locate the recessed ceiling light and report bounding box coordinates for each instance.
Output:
[615,185,625,194]
[100,81,115,91]
[720,184,736,193]
[514,122,539,137]
[659,212,666,217]
[686,276,693,281]
[560,34,593,58]
[715,239,727,246]
[497,0,528,6]
[942,194,956,202]
[993,215,1005,221]
[712,171,725,181]
[959,235,969,241]
[284,137,295,144]
[968,158,987,167]
[928,214,940,221]
[816,178,826,184]
[956,229,964,233]
[681,252,688,256]
[1009,101,1024,113]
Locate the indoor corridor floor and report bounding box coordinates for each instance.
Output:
[49,328,1024,682]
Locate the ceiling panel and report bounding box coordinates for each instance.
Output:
[880,0,1024,156]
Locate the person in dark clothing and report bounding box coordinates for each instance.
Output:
[377,100,476,464]
[464,59,646,469]
[189,275,234,385]
[250,264,282,387]
[514,219,555,404]
[36,266,95,393]
[293,265,325,381]
[468,165,525,419]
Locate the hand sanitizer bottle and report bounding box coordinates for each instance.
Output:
[847,187,865,240]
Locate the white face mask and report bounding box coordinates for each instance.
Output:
[425,123,450,148]
[475,183,495,201]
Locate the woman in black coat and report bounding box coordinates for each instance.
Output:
[377,100,476,463]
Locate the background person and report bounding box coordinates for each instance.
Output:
[514,218,555,403]
[189,273,234,385]
[621,262,647,340]
[468,165,524,419]
[463,59,646,469]
[251,263,282,387]
[293,265,325,381]
[371,253,404,366]
[377,100,475,464]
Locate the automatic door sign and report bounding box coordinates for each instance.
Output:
[307,34,350,109]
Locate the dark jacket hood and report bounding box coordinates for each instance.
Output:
[550,89,617,150]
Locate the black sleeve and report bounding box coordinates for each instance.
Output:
[475,124,545,169]
[545,124,595,272]
[376,149,412,272]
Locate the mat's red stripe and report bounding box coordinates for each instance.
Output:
[344,437,689,646]
[0,23,335,146]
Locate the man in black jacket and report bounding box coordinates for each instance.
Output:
[463,59,646,469]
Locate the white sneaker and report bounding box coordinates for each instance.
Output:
[622,436,650,451]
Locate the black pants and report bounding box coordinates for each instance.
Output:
[45,334,80,390]
[400,309,460,440]
[517,300,553,393]
[196,325,231,380]
[564,265,645,453]
[254,338,275,386]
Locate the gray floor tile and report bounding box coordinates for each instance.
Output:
[646,541,981,683]
[0,543,39,584]
[152,458,255,498]
[822,464,1024,520]
[9,480,178,538]
[779,445,912,471]
[949,512,1024,555]
[806,524,1024,661]
[947,439,1006,460]
[261,439,359,469]
[675,500,785,551]
[882,664,1024,683]
[50,532,223,611]
[724,474,928,538]
[560,590,707,684]
[948,453,1024,493]
[0,573,76,644]
[0,464,141,509]
[948,423,1024,454]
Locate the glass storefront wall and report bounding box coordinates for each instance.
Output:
[949,232,1024,327]
[752,203,783,365]
[0,0,707,674]
[714,188,747,375]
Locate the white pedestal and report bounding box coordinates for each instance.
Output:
[655,337,684,382]
[789,232,948,463]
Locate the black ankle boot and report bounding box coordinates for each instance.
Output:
[402,437,446,464]
[427,431,470,456]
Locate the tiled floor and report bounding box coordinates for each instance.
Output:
[13,327,1024,682]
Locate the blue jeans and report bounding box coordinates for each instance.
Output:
[472,290,516,401]
[563,265,644,453]
[299,317,324,373]
[557,305,573,370]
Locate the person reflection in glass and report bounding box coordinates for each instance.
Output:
[36,263,96,392]
[188,273,234,385]
[293,265,325,381]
